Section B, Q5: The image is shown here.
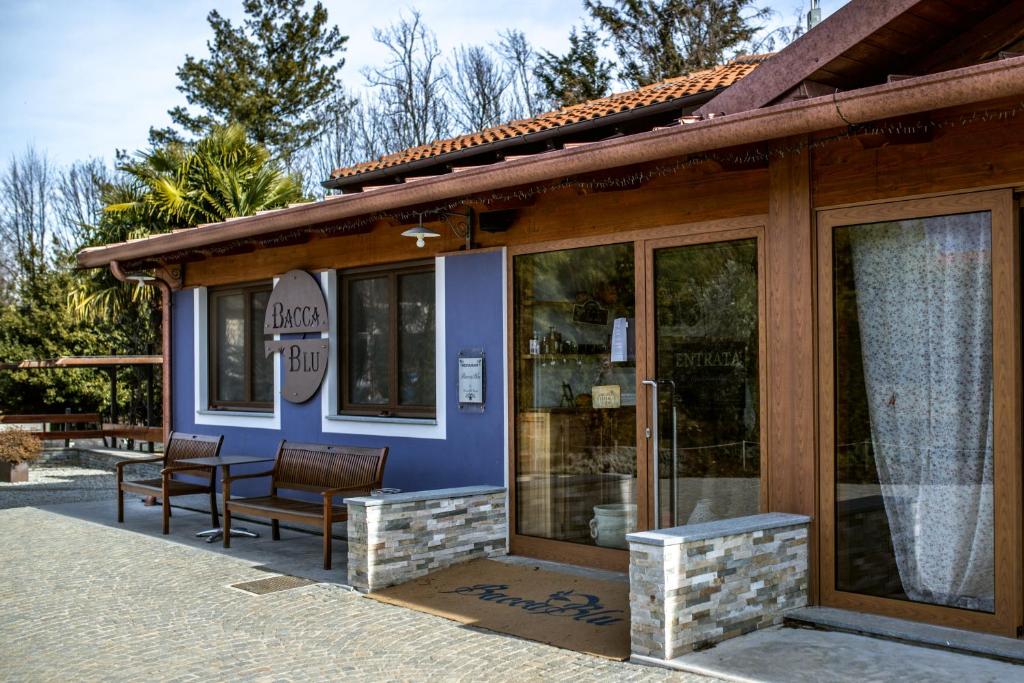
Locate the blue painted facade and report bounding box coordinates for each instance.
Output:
[172,250,506,496]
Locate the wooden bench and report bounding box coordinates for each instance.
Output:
[222,441,388,569]
[117,432,223,535]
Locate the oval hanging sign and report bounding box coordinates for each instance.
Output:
[263,270,329,404]
[264,269,329,335]
[264,339,329,404]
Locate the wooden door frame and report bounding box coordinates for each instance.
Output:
[815,189,1022,635]
[641,227,770,528]
[505,215,768,571]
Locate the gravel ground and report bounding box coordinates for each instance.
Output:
[0,463,117,510]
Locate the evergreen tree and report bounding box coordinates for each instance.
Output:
[534,27,614,108]
[584,0,771,87]
[154,0,348,169]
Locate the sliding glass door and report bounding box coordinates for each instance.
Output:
[818,191,1021,635]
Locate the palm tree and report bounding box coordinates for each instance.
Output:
[69,124,304,324]
[109,123,305,226]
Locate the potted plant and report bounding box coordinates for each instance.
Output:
[0,430,42,483]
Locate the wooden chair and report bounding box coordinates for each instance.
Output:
[222,441,388,569]
[116,432,223,535]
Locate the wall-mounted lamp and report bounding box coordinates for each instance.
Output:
[401,208,474,250]
[125,272,156,286]
[400,221,441,248]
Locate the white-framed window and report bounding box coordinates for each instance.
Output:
[321,261,447,439]
[194,285,281,429]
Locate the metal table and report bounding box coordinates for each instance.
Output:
[179,455,274,543]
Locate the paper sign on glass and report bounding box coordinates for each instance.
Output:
[611,318,629,362]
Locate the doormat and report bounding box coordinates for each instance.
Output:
[230,575,315,595]
[367,559,630,660]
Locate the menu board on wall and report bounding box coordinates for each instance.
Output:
[458,349,485,412]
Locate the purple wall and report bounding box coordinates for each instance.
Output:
[172,250,506,496]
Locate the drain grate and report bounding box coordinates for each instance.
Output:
[231,575,315,595]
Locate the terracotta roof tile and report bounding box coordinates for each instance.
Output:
[330,55,770,180]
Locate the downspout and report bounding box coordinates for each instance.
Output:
[110,260,172,445]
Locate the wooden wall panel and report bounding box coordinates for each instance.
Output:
[184,164,768,287]
[766,139,817,554]
[813,97,1024,209]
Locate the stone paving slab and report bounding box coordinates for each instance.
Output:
[663,625,1024,683]
[47,497,347,585]
[0,506,698,682]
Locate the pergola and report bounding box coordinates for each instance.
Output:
[0,355,163,438]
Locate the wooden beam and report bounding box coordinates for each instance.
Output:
[911,2,1024,75]
[0,355,162,370]
[766,137,817,597]
[0,413,102,424]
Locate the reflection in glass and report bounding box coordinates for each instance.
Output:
[216,293,245,403]
[348,276,391,405]
[833,211,994,613]
[653,239,760,527]
[514,244,637,549]
[250,290,273,403]
[399,271,436,406]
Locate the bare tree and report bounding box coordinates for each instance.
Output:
[0,147,55,290]
[496,29,549,117]
[299,88,359,195]
[299,90,396,196]
[449,45,512,132]
[750,3,806,54]
[363,10,450,152]
[55,158,110,253]
[352,95,391,163]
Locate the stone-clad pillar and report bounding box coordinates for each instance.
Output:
[628,512,810,663]
[345,485,507,592]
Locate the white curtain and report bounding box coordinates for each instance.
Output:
[849,212,994,612]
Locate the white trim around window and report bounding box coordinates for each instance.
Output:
[321,259,447,439]
[193,284,282,430]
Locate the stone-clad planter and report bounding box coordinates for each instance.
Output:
[628,512,811,664]
[345,485,507,592]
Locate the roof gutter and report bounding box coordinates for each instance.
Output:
[322,88,721,190]
[78,55,1024,269]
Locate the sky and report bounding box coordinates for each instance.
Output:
[0,1,847,169]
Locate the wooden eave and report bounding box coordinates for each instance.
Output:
[700,0,1018,115]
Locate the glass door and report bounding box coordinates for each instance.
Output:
[817,191,1021,635]
[509,224,766,569]
[643,231,765,529]
[512,242,641,568]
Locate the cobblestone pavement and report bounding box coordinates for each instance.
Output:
[0,464,116,510]
[0,506,706,682]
